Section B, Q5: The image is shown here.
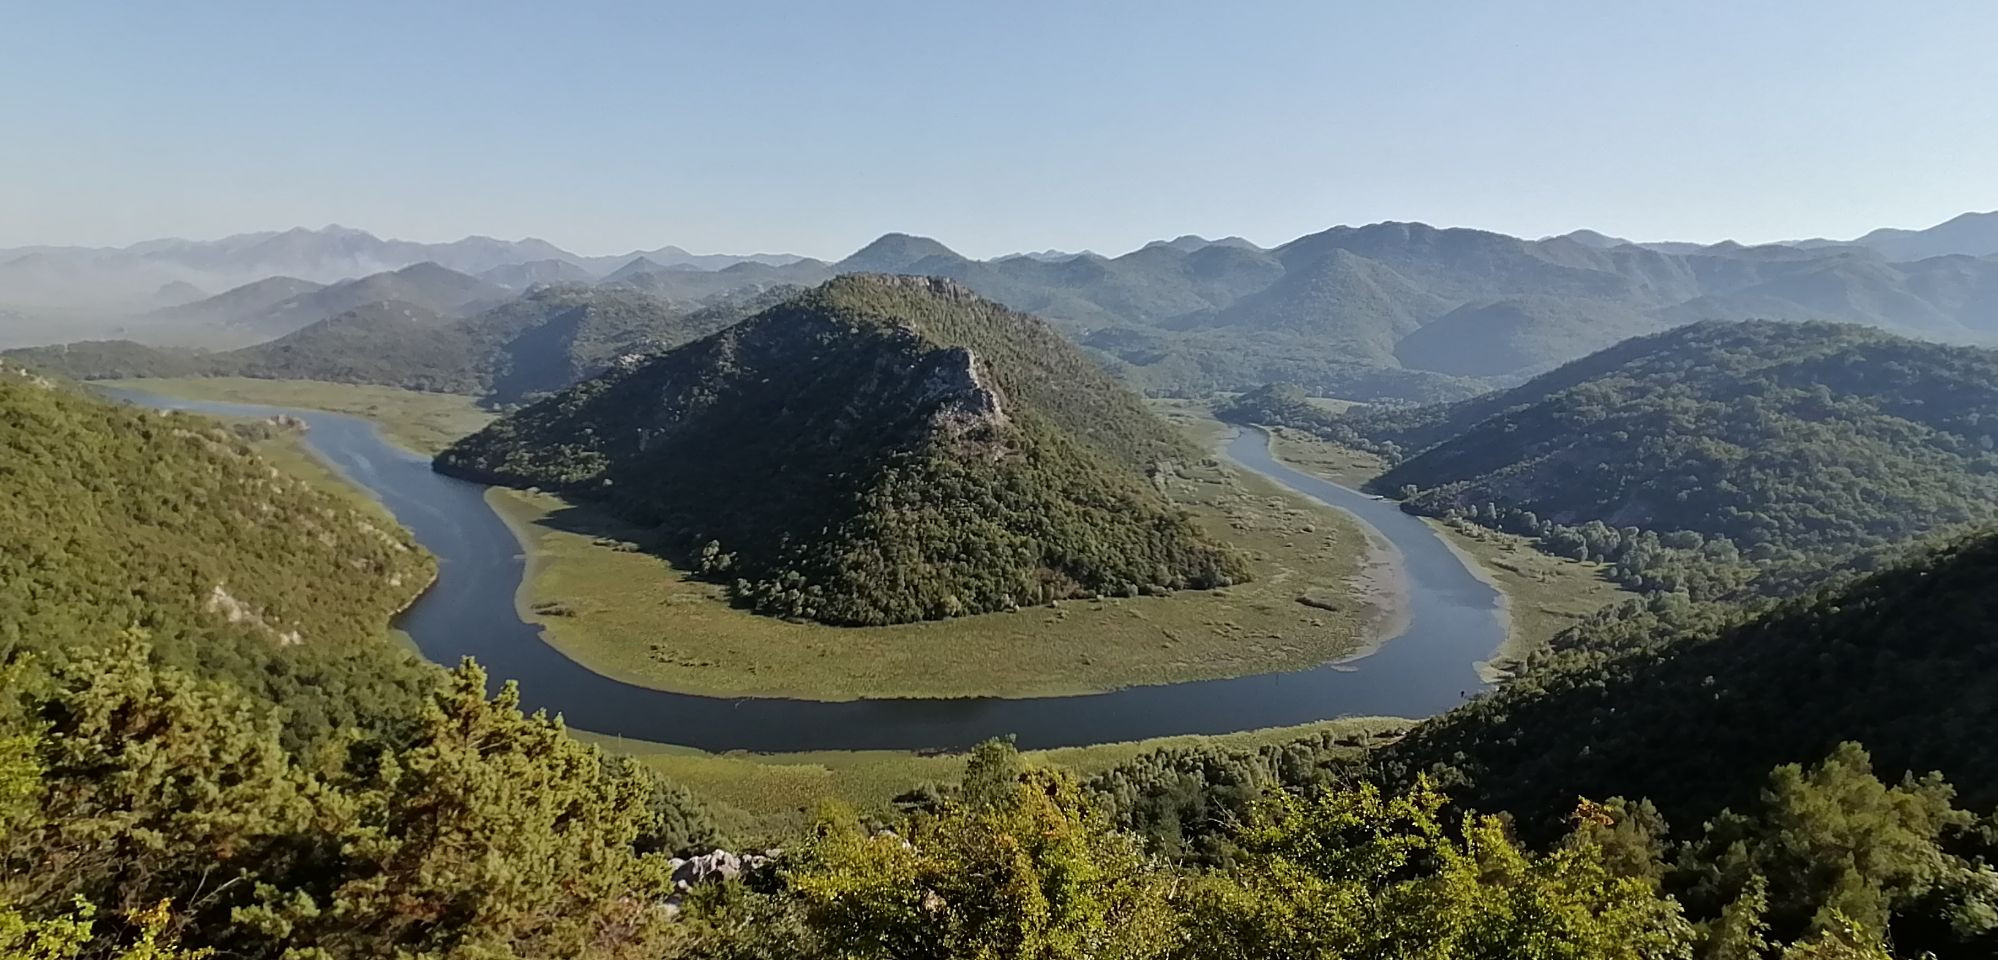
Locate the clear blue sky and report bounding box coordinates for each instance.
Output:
[3,1,1993,258]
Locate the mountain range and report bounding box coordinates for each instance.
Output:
[0,224,809,319]
[7,211,1998,400]
[809,222,1998,401]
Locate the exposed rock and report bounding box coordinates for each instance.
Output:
[661,848,779,917]
[205,584,304,646]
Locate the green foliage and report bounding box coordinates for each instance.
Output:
[1777,918,1896,960]
[0,898,211,960]
[1078,727,1379,864]
[0,641,721,959]
[1678,744,1997,952]
[1181,781,1696,959]
[1378,530,1998,846]
[439,275,1245,625]
[0,370,436,745]
[779,741,1991,958]
[0,367,727,958]
[232,661,709,958]
[1333,321,1998,597]
[786,765,1178,959]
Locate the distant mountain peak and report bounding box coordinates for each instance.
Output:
[1544,229,1634,249]
[834,233,964,274]
[1137,234,1262,255]
[1000,249,1086,262]
[603,256,667,283]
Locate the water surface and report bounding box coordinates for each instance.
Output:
[106,388,1503,751]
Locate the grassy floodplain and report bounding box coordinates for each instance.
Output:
[102,376,493,454]
[489,444,1391,700]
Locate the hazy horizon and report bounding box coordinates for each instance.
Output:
[8,208,1998,265]
[5,1,1994,259]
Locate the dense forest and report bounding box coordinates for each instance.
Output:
[1379,528,1998,837]
[0,370,723,957]
[0,366,438,741]
[438,275,1245,625]
[1066,526,1998,957]
[1267,321,1998,597]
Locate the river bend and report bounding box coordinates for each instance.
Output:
[106,388,1504,751]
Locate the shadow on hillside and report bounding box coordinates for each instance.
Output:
[520,496,713,584]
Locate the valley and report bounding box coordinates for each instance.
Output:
[21,266,1998,959]
[18,10,1998,955]
[86,373,1508,838]
[104,380,1504,726]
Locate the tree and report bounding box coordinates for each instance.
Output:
[1182,780,1695,959]
[785,753,1178,960]
[1680,743,1998,951]
[235,661,688,959]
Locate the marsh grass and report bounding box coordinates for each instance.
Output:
[104,377,493,453]
[489,441,1385,700]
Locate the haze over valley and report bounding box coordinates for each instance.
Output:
[10,210,1998,406]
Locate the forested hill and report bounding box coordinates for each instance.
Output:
[0,366,438,736]
[1323,321,1998,591]
[0,367,724,956]
[437,274,1245,625]
[1379,527,1998,841]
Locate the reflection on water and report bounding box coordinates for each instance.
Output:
[104,387,1502,751]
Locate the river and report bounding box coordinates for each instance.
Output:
[105,388,1504,751]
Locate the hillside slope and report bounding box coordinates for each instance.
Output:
[0,367,436,737]
[1380,528,1998,835]
[0,366,726,958]
[1341,322,1998,571]
[438,275,1244,625]
[464,284,755,403]
[865,222,1998,399]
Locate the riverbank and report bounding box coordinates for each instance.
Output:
[114,379,1404,701]
[486,441,1393,700]
[1264,428,1632,669]
[107,380,1510,823]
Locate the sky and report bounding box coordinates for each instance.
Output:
[2,1,1994,259]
